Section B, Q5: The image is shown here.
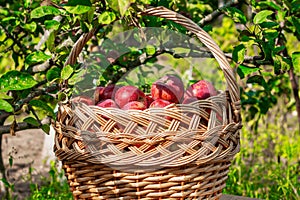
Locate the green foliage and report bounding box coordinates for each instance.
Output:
[223,7,247,24]
[224,109,300,199]
[27,161,73,200]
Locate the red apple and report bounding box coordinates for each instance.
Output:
[96,99,119,108]
[184,80,217,100]
[150,99,174,121]
[71,95,94,105]
[94,84,120,103]
[151,75,184,103]
[114,85,147,108]
[121,101,147,110]
[145,95,154,108]
[149,99,172,108]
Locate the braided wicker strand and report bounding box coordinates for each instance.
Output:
[64,27,98,66]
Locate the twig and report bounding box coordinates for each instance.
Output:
[0,117,51,135]
[198,0,240,26]
[27,58,54,74]
[13,84,59,113]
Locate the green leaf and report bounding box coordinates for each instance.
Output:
[87,6,96,23]
[263,29,279,40]
[68,69,85,85]
[257,1,281,11]
[292,52,300,73]
[98,11,116,25]
[25,51,51,65]
[145,45,155,56]
[64,0,92,14]
[238,30,253,42]
[65,5,91,14]
[46,67,61,81]
[0,92,13,100]
[80,20,90,32]
[202,25,212,32]
[272,55,290,74]
[237,65,260,79]
[223,7,247,24]
[22,21,37,32]
[0,99,13,112]
[65,0,92,6]
[1,178,11,188]
[277,10,286,22]
[0,8,9,16]
[23,117,40,127]
[29,100,55,118]
[44,20,60,30]
[246,75,264,85]
[253,10,273,24]
[281,57,291,71]
[291,16,300,35]
[273,55,281,75]
[30,6,61,19]
[46,31,56,52]
[261,41,273,61]
[0,71,37,92]
[259,21,279,28]
[273,46,286,54]
[232,44,246,64]
[258,97,270,114]
[2,16,17,24]
[61,65,74,80]
[291,1,300,12]
[107,0,135,16]
[41,124,50,134]
[24,0,31,8]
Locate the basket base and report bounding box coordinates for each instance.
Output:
[62,160,232,200]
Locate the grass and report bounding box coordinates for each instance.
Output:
[27,161,72,200]
[223,115,300,199]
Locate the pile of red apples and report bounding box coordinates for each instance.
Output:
[72,75,218,110]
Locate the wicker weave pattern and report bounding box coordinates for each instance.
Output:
[61,161,232,199]
[54,94,240,166]
[53,6,242,199]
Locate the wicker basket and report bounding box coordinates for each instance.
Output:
[53,6,242,200]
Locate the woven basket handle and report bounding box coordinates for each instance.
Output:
[142,6,241,120]
[63,6,241,121]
